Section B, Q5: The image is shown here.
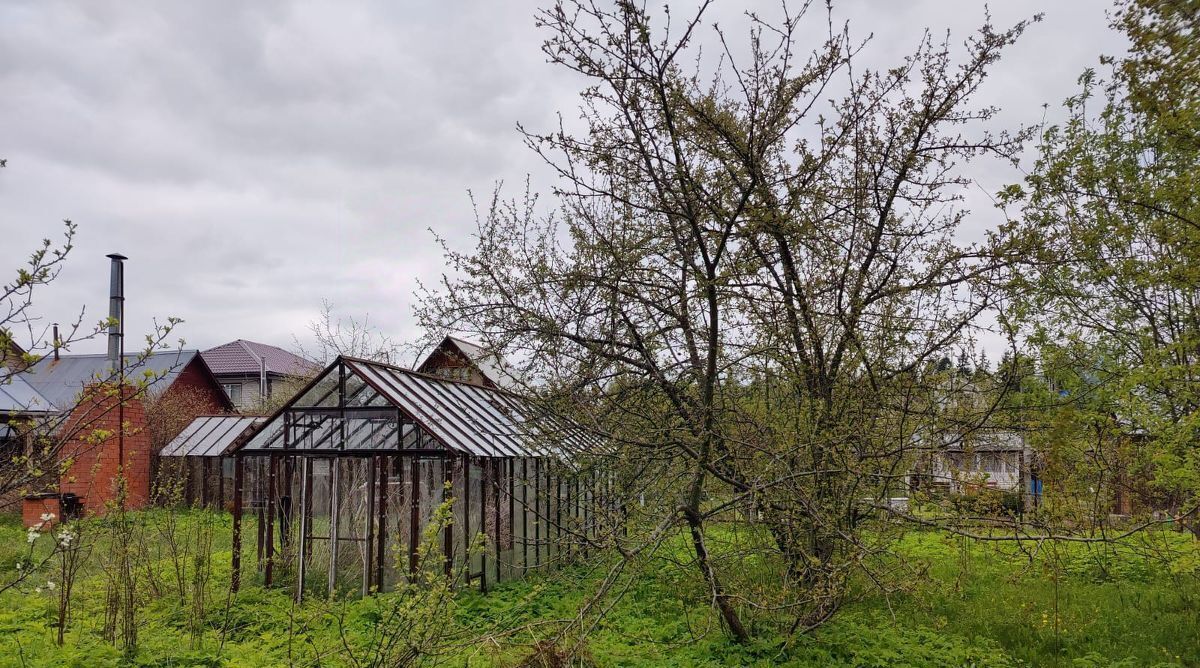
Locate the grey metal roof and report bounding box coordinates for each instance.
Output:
[234,357,600,459]
[347,358,597,458]
[23,350,203,410]
[161,415,265,457]
[0,369,57,415]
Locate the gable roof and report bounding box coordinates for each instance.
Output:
[941,429,1027,452]
[201,340,318,377]
[1,333,25,360]
[0,369,56,416]
[23,350,220,411]
[418,336,521,390]
[233,356,599,459]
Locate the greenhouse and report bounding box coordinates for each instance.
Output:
[159,414,264,508]
[228,355,606,599]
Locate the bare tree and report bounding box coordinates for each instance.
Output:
[296,299,408,365]
[1,220,91,377]
[420,1,1037,641]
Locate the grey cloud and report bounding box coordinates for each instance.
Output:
[1,0,1123,357]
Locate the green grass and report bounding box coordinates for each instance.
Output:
[863,532,1200,667]
[0,511,1196,666]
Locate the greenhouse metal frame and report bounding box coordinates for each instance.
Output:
[159,414,263,508]
[228,356,606,600]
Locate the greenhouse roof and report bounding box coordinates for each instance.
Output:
[231,356,600,459]
[162,414,265,457]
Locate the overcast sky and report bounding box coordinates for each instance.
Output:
[2,1,1124,361]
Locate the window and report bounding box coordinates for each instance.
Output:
[434,365,470,382]
[221,383,243,404]
[980,453,1005,473]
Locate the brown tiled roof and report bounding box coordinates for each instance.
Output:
[200,340,318,377]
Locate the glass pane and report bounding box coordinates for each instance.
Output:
[303,458,333,596]
[294,366,340,407]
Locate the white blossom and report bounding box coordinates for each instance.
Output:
[26,527,40,544]
[39,512,55,523]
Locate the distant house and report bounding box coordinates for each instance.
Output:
[417,335,517,389]
[0,334,28,372]
[201,340,318,409]
[911,430,1032,495]
[0,370,57,460]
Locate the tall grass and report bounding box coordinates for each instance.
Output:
[0,511,1195,666]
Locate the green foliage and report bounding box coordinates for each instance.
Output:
[881,532,1199,666]
[0,512,1197,666]
[947,489,1025,518]
[1003,0,1200,524]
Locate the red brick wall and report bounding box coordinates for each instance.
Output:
[58,384,151,515]
[22,496,61,529]
[168,360,230,412]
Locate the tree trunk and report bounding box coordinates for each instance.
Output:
[680,502,749,643]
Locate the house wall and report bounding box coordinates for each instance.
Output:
[2,423,61,513]
[927,450,1025,492]
[59,384,152,515]
[1,339,29,372]
[418,349,488,387]
[212,372,290,409]
[171,360,233,411]
[22,495,62,528]
[146,359,232,496]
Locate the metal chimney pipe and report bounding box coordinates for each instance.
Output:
[52,323,60,361]
[259,355,268,402]
[105,253,127,373]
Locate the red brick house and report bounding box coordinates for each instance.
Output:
[16,350,232,519]
[56,384,154,512]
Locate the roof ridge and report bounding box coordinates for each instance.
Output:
[229,338,297,355]
[445,336,487,356]
[32,349,199,358]
[250,339,289,352]
[235,339,262,363]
